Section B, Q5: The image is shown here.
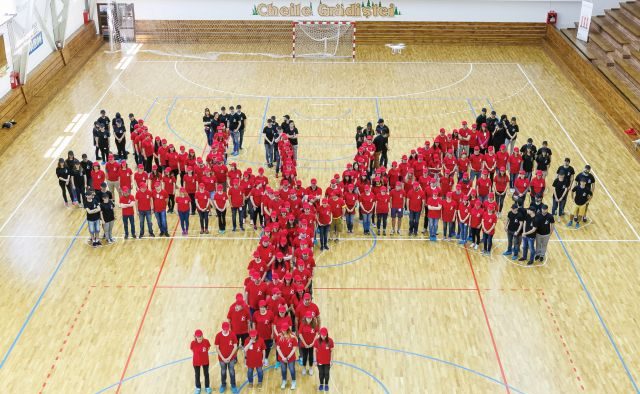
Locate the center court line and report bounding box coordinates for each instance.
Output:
[517,63,640,241]
[0,67,128,235]
[464,247,511,394]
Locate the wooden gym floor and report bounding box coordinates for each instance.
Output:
[0,42,639,394]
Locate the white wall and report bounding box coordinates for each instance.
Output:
[130,0,585,28]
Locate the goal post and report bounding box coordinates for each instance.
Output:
[292,21,356,60]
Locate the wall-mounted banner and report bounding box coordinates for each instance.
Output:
[252,1,401,18]
[28,29,43,55]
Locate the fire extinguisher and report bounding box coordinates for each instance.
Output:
[9,71,20,89]
[547,10,557,25]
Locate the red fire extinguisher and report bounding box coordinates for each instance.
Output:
[83,10,89,24]
[9,71,20,89]
[547,10,557,25]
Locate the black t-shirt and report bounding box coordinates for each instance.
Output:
[203,115,213,125]
[273,129,281,148]
[572,185,592,205]
[375,125,389,135]
[263,126,275,144]
[507,123,519,140]
[95,189,113,202]
[523,215,537,238]
[492,127,506,149]
[355,131,365,148]
[373,134,386,153]
[72,168,85,189]
[475,114,486,130]
[534,212,554,235]
[218,113,229,128]
[538,146,552,159]
[364,127,375,137]
[56,167,70,184]
[535,155,550,171]
[96,116,110,132]
[81,160,92,175]
[129,118,138,132]
[229,113,240,131]
[529,201,543,215]
[522,154,535,173]
[85,199,101,221]
[235,112,247,130]
[507,209,525,232]
[285,127,298,146]
[575,172,595,191]
[521,143,537,156]
[114,123,126,139]
[557,165,575,180]
[100,201,115,222]
[552,178,570,200]
[486,116,498,132]
[97,129,110,148]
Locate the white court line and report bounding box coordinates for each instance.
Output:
[140,59,518,65]
[0,67,128,235]
[517,63,640,241]
[173,60,474,99]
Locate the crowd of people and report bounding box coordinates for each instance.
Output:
[53,104,598,391]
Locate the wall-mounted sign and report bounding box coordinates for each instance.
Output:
[28,31,43,55]
[252,1,400,18]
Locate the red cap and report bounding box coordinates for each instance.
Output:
[93,161,100,167]
[278,304,287,313]
[279,321,290,331]
[303,293,311,300]
[319,327,328,336]
[536,170,543,175]
[259,300,267,307]
[108,154,114,159]
[222,322,230,331]
[154,181,161,188]
[519,170,526,175]
[461,120,468,125]
[235,293,244,302]
[304,311,313,319]
[121,186,130,193]
[284,272,293,280]
[194,329,203,337]
[249,329,258,338]
[251,271,260,280]
[137,164,144,169]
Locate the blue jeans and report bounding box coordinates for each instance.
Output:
[231,131,240,153]
[552,198,567,216]
[239,128,245,149]
[205,129,213,146]
[521,237,535,262]
[154,210,167,234]
[265,143,273,165]
[220,359,237,388]
[362,213,372,233]
[482,233,493,252]
[457,223,468,242]
[443,221,455,238]
[280,360,296,381]
[507,231,521,256]
[232,207,243,230]
[274,149,281,174]
[248,367,263,384]
[470,170,481,183]
[88,219,101,235]
[138,210,153,234]
[318,224,329,248]
[178,210,190,232]
[408,210,421,235]
[123,215,135,237]
[345,212,355,232]
[428,218,439,238]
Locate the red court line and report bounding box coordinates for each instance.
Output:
[464,248,511,394]
[114,220,180,394]
[38,287,93,394]
[538,290,585,391]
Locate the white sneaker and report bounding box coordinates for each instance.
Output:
[474,244,479,250]
[308,368,314,376]
[263,359,269,367]
[291,381,297,390]
[302,368,307,376]
[281,381,286,389]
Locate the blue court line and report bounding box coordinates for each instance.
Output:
[486,98,495,112]
[317,231,377,268]
[93,342,524,393]
[0,220,87,369]
[257,97,270,144]
[466,98,477,118]
[144,97,158,119]
[554,228,639,392]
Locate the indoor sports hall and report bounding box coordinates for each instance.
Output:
[1,0,639,393]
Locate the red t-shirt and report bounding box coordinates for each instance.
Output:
[458,202,470,223]
[152,189,168,212]
[120,194,135,216]
[476,177,492,197]
[314,338,334,365]
[91,170,106,190]
[375,194,390,214]
[494,174,509,193]
[390,189,405,210]
[482,212,498,235]
[470,207,484,228]
[191,339,211,366]
[245,337,266,369]
[176,196,191,212]
[329,198,344,218]
[427,197,442,219]
[441,199,457,222]
[195,191,210,211]
[470,154,484,172]
[228,187,244,208]
[359,193,375,213]
[253,310,275,340]
[227,304,250,335]
[246,281,268,309]
[184,174,197,194]
[277,335,298,361]
[214,331,238,361]
[295,302,320,323]
[343,191,358,211]
[299,322,317,346]
[530,177,545,195]
[106,162,120,181]
[119,168,133,190]
[213,192,228,211]
[407,189,424,212]
[317,205,332,226]
[136,189,152,211]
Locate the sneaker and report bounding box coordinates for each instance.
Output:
[275,361,281,368]
[566,221,573,227]
[582,217,587,223]
[575,223,580,229]
[325,386,329,391]
[257,382,263,390]
[291,381,296,390]
[502,250,512,256]
[473,244,478,250]
[302,368,307,376]
[231,387,238,394]
[247,383,253,389]
[518,257,526,262]
[195,388,201,394]
[309,368,314,376]
[527,260,534,266]
[319,385,324,391]
[298,359,303,366]
[281,381,286,390]
[219,385,226,393]
[512,255,519,260]
[382,230,386,236]
[263,359,269,367]
[149,232,156,237]
[206,388,213,394]
[124,235,129,240]
[132,234,137,239]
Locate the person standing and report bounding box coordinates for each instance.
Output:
[505,116,519,153]
[136,182,155,238]
[355,126,365,149]
[229,179,245,231]
[567,178,592,228]
[56,158,74,207]
[229,106,240,156]
[574,165,595,222]
[119,186,136,239]
[475,108,487,130]
[113,115,127,160]
[374,186,390,236]
[213,184,228,234]
[407,182,424,237]
[152,182,169,237]
[286,120,299,161]
[263,118,275,168]
[235,105,247,151]
[534,204,554,262]
[195,183,211,234]
[441,192,457,240]
[96,123,110,165]
[214,322,239,394]
[390,181,405,235]
[557,158,575,189]
[551,171,570,216]
[276,322,298,390]
[252,300,274,367]
[100,194,116,244]
[314,327,334,392]
[191,329,213,394]
[298,311,317,377]
[503,204,524,260]
[426,192,442,241]
[84,192,101,247]
[359,185,376,236]
[317,198,332,251]
[105,154,120,197]
[176,188,191,236]
[519,206,537,265]
[457,196,470,245]
[244,330,266,390]
[71,160,87,207]
[481,207,497,255]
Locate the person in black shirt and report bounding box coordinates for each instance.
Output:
[84,193,102,247]
[113,115,127,160]
[203,108,213,127]
[375,120,390,167]
[71,160,87,207]
[520,138,537,157]
[100,194,116,244]
[96,109,110,133]
[551,171,570,216]
[375,118,389,135]
[521,148,535,180]
[218,107,229,129]
[56,158,73,206]
[95,182,113,203]
[486,110,498,133]
[556,158,575,188]
[537,141,552,163]
[373,131,388,169]
[475,108,487,131]
[491,122,506,153]
[534,204,554,261]
[228,106,240,156]
[503,204,524,260]
[535,149,551,177]
[505,116,519,153]
[80,154,93,190]
[128,113,138,132]
[235,105,247,150]
[355,126,365,149]
[574,165,596,222]
[567,179,592,228]
[285,120,299,160]
[364,122,374,137]
[519,206,537,265]
[273,126,282,176]
[530,194,544,215]
[270,115,279,129]
[93,122,102,161]
[263,118,275,167]
[65,150,76,170]
[95,123,110,164]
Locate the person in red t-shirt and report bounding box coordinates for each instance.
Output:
[457,196,471,245]
[195,183,210,234]
[481,206,498,255]
[119,186,136,239]
[190,329,212,393]
[212,184,228,234]
[214,322,238,392]
[298,311,318,376]
[105,154,120,196]
[328,193,344,241]
[152,182,169,236]
[90,162,106,192]
[406,182,424,236]
[359,185,376,235]
[314,327,334,391]
[252,300,275,366]
[316,198,332,251]
[135,182,154,237]
[441,192,457,240]
[176,187,191,235]
[375,186,390,235]
[228,179,245,231]
[244,330,266,389]
[389,181,405,235]
[276,322,298,390]
[227,293,251,347]
[426,193,442,241]
[469,200,484,249]
[494,166,509,214]
[343,183,358,234]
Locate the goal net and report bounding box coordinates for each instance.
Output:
[293,21,355,60]
[107,1,136,52]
